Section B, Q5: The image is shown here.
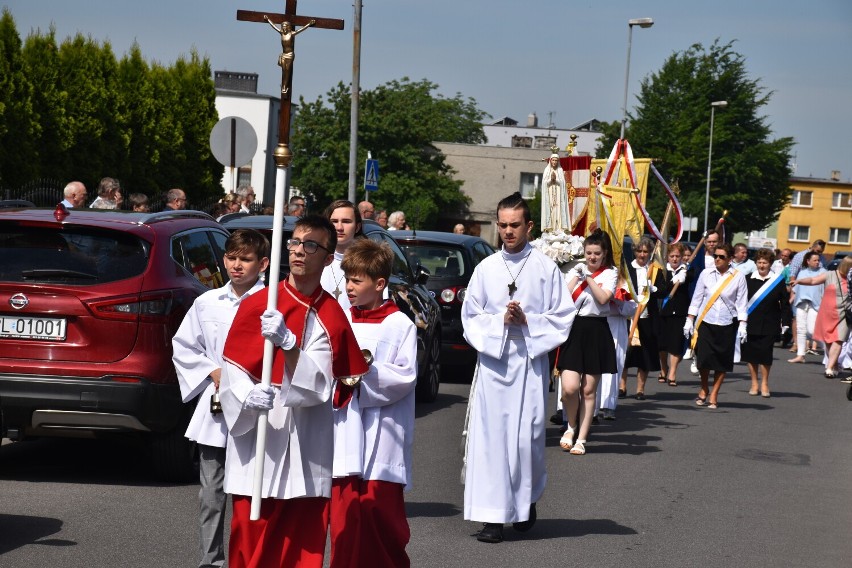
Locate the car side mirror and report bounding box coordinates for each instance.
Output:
[416,264,430,285]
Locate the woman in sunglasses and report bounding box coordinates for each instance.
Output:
[682,243,748,409]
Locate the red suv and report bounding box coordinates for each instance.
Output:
[0,206,230,480]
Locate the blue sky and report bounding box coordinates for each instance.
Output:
[6,0,851,180]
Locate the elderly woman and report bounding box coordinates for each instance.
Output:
[741,249,788,397]
[89,177,123,210]
[793,257,852,378]
[387,211,408,231]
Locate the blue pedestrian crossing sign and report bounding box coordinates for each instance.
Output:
[364,159,379,191]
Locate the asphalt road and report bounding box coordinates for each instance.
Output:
[2,348,851,567]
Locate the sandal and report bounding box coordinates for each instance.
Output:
[559,428,575,451]
[695,396,708,406]
[635,392,646,400]
[657,375,667,383]
[668,379,678,387]
[748,389,759,396]
[707,400,718,409]
[569,440,586,455]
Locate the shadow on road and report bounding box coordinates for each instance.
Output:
[507,517,638,541]
[0,437,192,487]
[0,514,75,555]
[405,501,461,518]
[415,391,466,419]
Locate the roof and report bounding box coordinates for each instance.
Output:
[390,230,487,246]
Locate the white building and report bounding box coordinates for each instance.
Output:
[213,71,281,203]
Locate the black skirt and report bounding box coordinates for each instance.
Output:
[625,317,661,372]
[740,333,776,366]
[659,315,688,356]
[695,321,737,372]
[557,316,617,375]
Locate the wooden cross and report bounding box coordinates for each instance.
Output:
[237,1,344,167]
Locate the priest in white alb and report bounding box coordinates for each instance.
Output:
[461,192,575,544]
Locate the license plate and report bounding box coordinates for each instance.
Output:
[0,315,67,340]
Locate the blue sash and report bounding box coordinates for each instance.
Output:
[746,271,786,315]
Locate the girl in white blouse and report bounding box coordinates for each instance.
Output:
[557,229,618,455]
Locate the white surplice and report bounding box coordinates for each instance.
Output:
[461,244,576,524]
[351,310,418,488]
[219,311,335,499]
[172,280,265,447]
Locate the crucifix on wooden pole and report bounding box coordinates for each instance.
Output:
[235,0,343,522]
[237,0,343,168]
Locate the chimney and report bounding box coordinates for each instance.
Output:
[527,112,538,128]
[831,170,841,181]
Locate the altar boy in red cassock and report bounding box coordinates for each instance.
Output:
[219,215,367,568]
[333,238,417,568]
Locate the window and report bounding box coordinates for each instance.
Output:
[534,136,557,149]
[472,242,495,265]
[173,230,226,289]
[788,225,810,242]
[511,136,532,148]
[790,190,812,207]
[832,192,852,209]
[519,172,538,198]
[237,166,252,188]
[829,227,850,245]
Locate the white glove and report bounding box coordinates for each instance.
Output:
[648,284,658,293]
[261,309,296,350]
[672,271,687,285]
[683,319,694,339]
[245,383,277,410]
[737,321,748,344]
[572,263,586,279]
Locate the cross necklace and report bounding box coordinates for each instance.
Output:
[330,264,345,299]
[501,250,532,297]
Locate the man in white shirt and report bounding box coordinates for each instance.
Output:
[461,192,575,544]
[60,181,87,209]
[683,243,748,409]
[731,243,756,275]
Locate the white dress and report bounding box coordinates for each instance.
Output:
[461,244,575,523]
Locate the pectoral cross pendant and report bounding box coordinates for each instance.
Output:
[508,281,517,296]
[333,287,342,299]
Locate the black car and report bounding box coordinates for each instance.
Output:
[221,216,443,402]
[392,230,496,368]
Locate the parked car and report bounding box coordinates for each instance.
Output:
[0,206,231,480]
[221,216,443,402]
[392,230,496,368]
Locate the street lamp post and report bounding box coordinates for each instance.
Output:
[703,100,728,233]
[620,17,654,140]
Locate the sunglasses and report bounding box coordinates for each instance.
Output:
[713,254,728,260]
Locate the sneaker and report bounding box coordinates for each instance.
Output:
[807,349,819,356]
[690,361,699,374]
[840,375,852,384]
[602,408,616,420]
[549,411,563,425]
[683,348,693,360]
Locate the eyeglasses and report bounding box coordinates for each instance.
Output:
[287,238,331,255]
[713,254,728,260]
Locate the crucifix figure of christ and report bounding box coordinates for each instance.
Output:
[237,1,343,167]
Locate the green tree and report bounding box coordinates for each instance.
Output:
[596,41,794,235]
[0,9,38,188]
[291,78,487,228]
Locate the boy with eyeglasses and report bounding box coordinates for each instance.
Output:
[218,214,368,568]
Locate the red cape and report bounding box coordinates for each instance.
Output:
[223,280,368,398]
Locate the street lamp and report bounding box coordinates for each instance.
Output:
[620,17,654,140]
[703,100,728,233]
